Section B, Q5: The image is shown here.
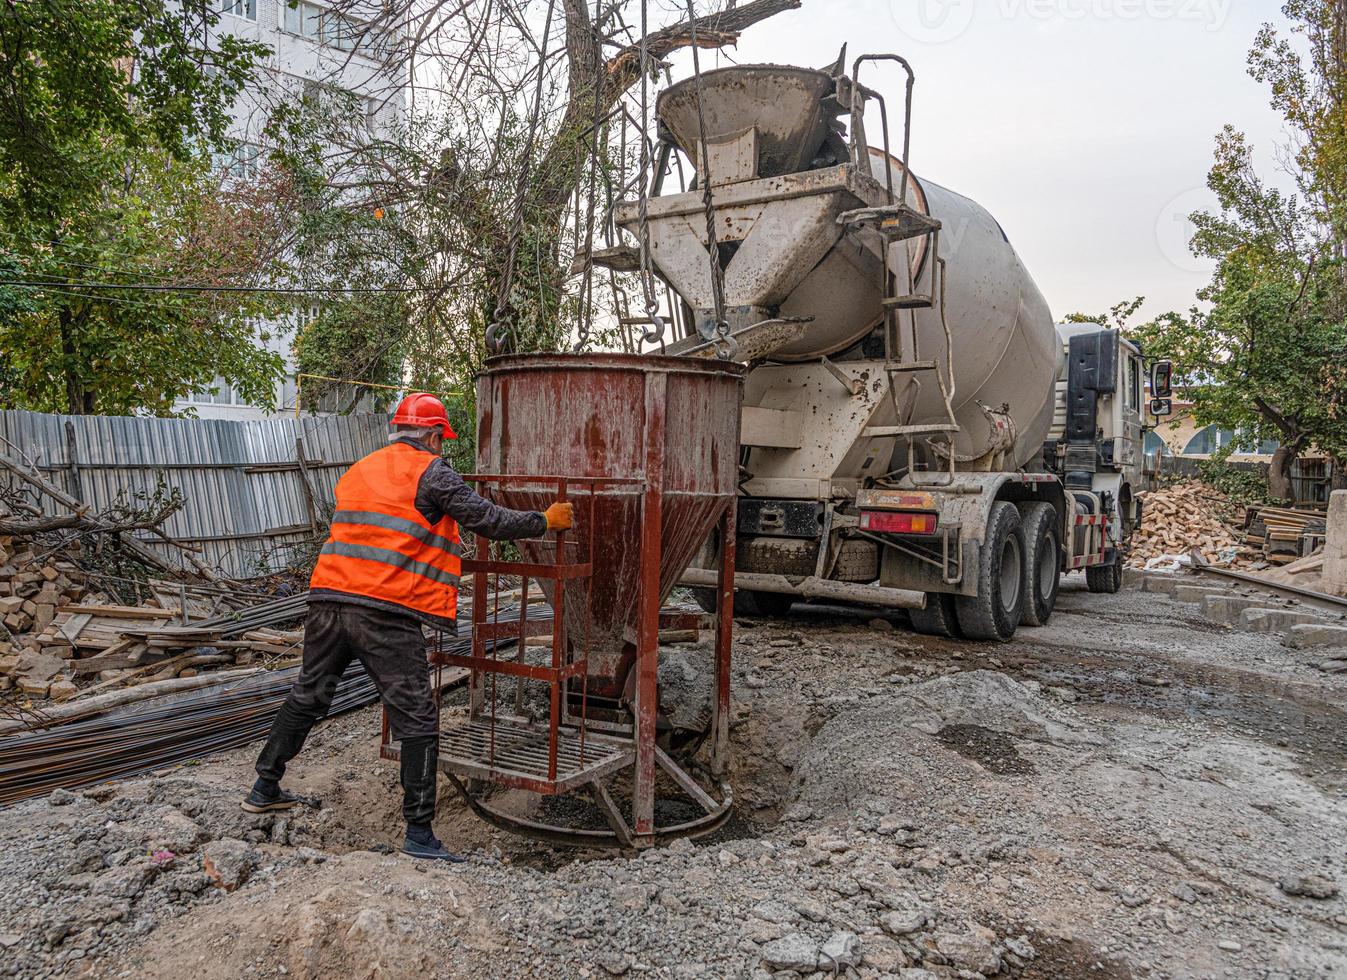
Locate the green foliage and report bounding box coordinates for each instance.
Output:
[1064,297,1146,330]
[293,296,407,413]
[1129,1,1347,485]
[0,0,268,221]
[1197,448,1272,507]
[0,3,282,415]
[0,147,287,415]
[269,82,585,436]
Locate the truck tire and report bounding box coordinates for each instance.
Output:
[909,592,963,638]
[1086,557,1123,594]
[1018,502,1061,627]
[691,588,795,617]
[954,502,1025,642]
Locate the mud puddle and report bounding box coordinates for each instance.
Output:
[1002,644,1347,790]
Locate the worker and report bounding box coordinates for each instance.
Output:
[241,393,574,861]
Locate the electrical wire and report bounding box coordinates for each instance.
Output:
[0,280,435,295]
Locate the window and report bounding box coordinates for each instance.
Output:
[186,376,241,407]
[220,0,256,20]
[1127,358,1141,412]
[1143,431,1170,458]
[295,304,321,330]
[1183,426,1280,456]
[283,1,392,59]
[1184,426,1232,455]
[300,77,380,134]
[213,142,263,182]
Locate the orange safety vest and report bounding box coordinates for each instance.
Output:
[310,442,463,625]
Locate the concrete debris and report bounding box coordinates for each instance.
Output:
[1278,874,1340,899]
[0,578,1343,979]
[1287,623,1347,649]
[202,839,260,892]
[759,932,819,971]
[933,924,1001,975]
[819,930,862,969]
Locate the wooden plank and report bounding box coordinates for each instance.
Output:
[58,613,93,641]
[58,604,176,620]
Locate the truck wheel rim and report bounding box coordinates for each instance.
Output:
[1000,536,1022,615]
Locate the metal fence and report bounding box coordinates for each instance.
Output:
[0,410,388,578]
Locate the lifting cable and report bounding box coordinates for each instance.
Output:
[634,0,667,350]
[682,0,735,360]
[486,0,559,357]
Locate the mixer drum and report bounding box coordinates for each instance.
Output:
[639,64,1061,472]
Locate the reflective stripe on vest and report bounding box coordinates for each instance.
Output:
[318,540,462,588]
[330,510,465,559]
[309,443,462,623]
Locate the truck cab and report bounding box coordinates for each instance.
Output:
[1047,324,1147,563]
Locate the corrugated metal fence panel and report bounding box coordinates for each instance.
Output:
[0,410,386,578]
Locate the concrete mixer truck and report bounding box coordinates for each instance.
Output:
[612,56,1161,641]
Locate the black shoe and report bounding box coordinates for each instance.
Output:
[241,786,302,814]
[401,835,467,862]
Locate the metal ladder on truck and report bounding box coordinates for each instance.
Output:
[837,54,960,484]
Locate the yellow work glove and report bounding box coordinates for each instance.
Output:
[544,502,575,531]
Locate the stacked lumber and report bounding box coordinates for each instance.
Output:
[1129,481,1255,569]
[1257,549,1326,590]
[0,446,282,711]
[0,521,294,706]
[1243,505,1328,565]
[1,583,283,703]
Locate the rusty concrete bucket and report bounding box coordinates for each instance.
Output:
[448,353,742,848]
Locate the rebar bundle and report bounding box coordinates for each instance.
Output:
[0,604,543,806]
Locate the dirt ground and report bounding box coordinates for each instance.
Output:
[2,576,1345,979]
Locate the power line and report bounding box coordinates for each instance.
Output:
[0,280,432,295]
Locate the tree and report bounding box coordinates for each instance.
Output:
[0,0,267,222]
[0,1,282,415]
[1137,2,1347,501]
[272,0,799,396]
[1065,297,1147,331]
[0,149,290,414]
[1128,253,1345,502]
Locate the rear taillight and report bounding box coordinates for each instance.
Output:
[859,510,937,535]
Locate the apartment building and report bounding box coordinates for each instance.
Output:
[178,0,406,419]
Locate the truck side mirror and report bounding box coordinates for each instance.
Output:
[1150,397,1173,418]
[1151,360,1173,399]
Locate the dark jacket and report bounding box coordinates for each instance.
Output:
[310,437,546,630]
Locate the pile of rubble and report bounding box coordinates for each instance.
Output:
[0,449,304,724]
[1129,481,1256,569]
[0,535,106,700]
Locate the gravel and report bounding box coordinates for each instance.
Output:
[0,580,1343,979]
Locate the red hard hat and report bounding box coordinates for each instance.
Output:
[391,392,456,438]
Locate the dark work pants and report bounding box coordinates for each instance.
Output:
[255,601,443,826]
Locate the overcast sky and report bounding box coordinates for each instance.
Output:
[664,0,1294,324]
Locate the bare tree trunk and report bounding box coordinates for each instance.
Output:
[1269,444,1298,503]
[535,0,802,216]
[58,307,85,415]
[1331,455,1347,492]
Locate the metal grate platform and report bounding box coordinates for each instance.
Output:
[437,718,634,795]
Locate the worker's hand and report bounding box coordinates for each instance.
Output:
[544,502,575,531]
